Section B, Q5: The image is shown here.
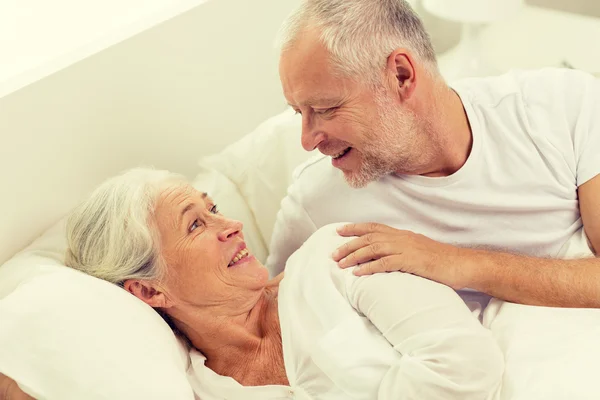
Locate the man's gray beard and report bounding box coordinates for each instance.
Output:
[344,112,418,188]
[343,149,399,188]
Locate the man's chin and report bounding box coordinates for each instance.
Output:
[342,162,393,188]
[343,169,373,189]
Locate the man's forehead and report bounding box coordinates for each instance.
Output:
[280,44,357,106]
[283,73,355,106]
[280,34,333,79]
[284,26,324,57]
[281,57,345,104]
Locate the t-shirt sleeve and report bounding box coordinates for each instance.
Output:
[519,68,600,187]
[571,72,600,187]
[345,273,504,400]
[265,181,318,277]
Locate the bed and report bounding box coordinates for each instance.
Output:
[1,108,600,399]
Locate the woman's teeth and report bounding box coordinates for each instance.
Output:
[332,147,351,159]
[229,248,249,266]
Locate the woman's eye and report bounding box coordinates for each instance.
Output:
[210,204,219,214]
[189,219,201,233]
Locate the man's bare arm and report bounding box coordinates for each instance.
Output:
[334,176,600,307]
[468,175,600,307]
[0,373,35,400]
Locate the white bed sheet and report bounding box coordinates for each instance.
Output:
[484,228,599,400]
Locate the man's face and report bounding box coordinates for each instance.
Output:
[279,31,423,188]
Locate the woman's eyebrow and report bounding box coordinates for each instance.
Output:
[178,202,197,227]
[178,193,210,222]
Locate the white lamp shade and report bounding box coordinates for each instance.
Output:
[423,0,524,23]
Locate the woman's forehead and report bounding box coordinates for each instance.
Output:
[157,184,207,210]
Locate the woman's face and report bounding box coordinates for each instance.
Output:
[152,184,269,312]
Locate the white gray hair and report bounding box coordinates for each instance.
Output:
[278,0,438,84]
[65,167,186,286]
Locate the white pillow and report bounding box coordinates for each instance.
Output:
[200,108,315,247]
[0,220,67,299]
[0,220,194,400]
[0,168,259,399]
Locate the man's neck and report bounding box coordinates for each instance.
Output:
[420,85,473,177]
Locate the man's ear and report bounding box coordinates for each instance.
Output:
[123,280,172,308]
[385,48,417,101]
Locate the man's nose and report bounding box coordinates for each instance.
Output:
[301,118,326,151]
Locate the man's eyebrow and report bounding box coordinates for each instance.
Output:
[289,96,341,107]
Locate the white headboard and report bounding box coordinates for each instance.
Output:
[0,0,301,264]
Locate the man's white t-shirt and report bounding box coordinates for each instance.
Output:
[266,68,600,303]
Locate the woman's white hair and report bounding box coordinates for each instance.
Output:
[65,167,187,286]
[278,0,438,83]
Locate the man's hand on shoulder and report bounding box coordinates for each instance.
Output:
[332,222,475,290]
[331,204,600,307]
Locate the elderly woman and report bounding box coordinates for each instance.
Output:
[59,168,502,399]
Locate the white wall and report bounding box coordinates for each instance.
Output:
[0,0,211,97]
[528,0,600,17]
[417,0,600,54]
[0,0,300,265]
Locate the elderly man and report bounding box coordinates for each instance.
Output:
[268,0,600,308]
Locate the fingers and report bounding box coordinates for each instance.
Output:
[337,241,399,268]
[336,222,394,237]
[353,256,402,276]
[333,224,412,276]
[332,234,379,262]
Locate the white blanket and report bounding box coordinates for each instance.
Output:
[483,228,600,400]
[187,226,598,399]
[189,224,504,399]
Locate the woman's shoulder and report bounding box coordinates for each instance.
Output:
[279,223,356,308]
[284,223,349,276]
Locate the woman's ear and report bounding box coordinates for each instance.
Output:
[123,280,171,308]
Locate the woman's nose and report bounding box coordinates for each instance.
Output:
[217,218,243,242]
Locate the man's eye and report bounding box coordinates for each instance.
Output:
[210,204,219,214]
[315,107,336,115]
[293,109,302,115]
[189,219,201,233]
